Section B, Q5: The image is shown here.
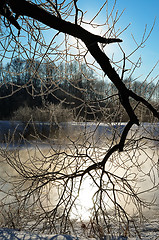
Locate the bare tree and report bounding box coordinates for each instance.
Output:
[0,0,159,239]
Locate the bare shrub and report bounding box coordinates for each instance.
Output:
[11,104,74,123]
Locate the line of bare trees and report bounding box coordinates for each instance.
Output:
[0,58,158,121]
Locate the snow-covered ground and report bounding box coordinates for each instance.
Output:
[0,227,159,240]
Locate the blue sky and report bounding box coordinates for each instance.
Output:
[3,0,158,83]
[77,0,159,82]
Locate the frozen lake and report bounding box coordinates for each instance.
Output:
[0,121,159,239]
[0,120,158,147]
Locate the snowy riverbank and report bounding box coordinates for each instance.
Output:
[0,223,159,240]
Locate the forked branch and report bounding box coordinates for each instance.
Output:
[4,0,159,163]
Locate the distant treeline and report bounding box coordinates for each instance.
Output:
[0,59,106,120]
[0,58,158,121]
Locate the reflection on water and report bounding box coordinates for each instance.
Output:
[0,121,159,225]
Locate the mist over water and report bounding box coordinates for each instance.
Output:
[0,121,159,222]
